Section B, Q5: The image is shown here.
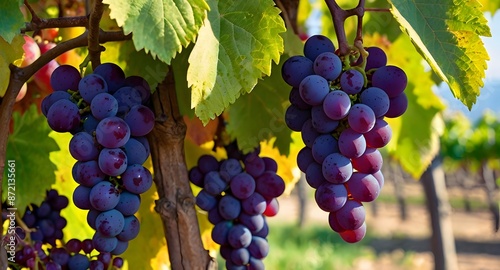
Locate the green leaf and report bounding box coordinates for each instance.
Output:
[0,35,25,97]
[383,34,446,179]
[3,105,59,215]
[188,0,286,124]
[226,55,292,156]
[99,40,169,90]
[103,0,209,64]
[49,132,95,241]
[0,0,24,43]
[388,0,490,109]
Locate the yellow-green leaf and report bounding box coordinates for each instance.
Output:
[188,0,286,124]
[0,35,25,97]
[0,0,24,43]
[389,0,490,109]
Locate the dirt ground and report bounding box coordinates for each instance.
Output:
[274,180,500,270]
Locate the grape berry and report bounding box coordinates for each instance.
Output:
[283,35,407,243]
[41,63,155,256]
[189,148,284,269]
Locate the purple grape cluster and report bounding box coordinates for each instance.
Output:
[282,35,408,243]
[41,63,155,254]
[10,189,124,270]
[189,148,284,269]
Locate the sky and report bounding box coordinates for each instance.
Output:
[432,12,500,122]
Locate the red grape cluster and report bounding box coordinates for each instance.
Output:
[41,63,155,254]
[6,189,124,269]
[282,35,408,243]
[189,148,284,269]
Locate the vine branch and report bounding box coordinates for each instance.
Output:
[21,16,89,33]
[324,0,366,56]
[88,0,105,69]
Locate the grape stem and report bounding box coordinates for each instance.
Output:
[88,0,105,69]
[324,0,366,56]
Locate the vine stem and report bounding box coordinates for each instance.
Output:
[0,30,131,242]
[88,0,105,69]
[324,0,366,56]
[21,16,89,33]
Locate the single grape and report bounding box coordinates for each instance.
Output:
[296,146,314,173]
[359,87,390,118]
[212,221,233,245]
[301,119,320,148]
[385,92,408,118]
[289,87,310,109]
[91,93,118,120]
[281,56,314,87]
[197,154,220,174]
[322,153,352,184]
[218,195,241,220]
[313,52,342,81]
[95,116,131,148]
[67,253,90,270]
[203,171,227,196]
[227,224,252,248]
[340,69,364,95]
[121,164,153,194]
[241,192,267,215]
[124,105,155,136]
[255,171,285,199]
[122,138,149,165]
[79,73,108,103]
[247,236,269,259]
[196,189,217,211]
[364,47,387,71]
[305,162,327,188]
[244,156,266,178]
[338,128,366,159]
[92,232,118,253]
[238,212,264,232]
[348,103,376,134]
[303,34,335,61]
[335,200,366,230]
[111,240,129,255]
[117,215,140,241]
[328,211,346,233]
[89,181,120,211]
[323,90,351,120]
[230,173,256,200]
[371,65,407,97]
[263,197,279,217]
[113,86,142,115]
[188,166,204,188]
[73,185,92,210]
[298,75,330,105]
[231,248,250,266]
[372,170,385,189]
[46,99,81,133]
[95,209,125,237]
[50,64,81,92]
[314,182,348,212]
[345,173,380,202]
[98,148,128,176]
[69,132,100,162]
[124,75,151,103]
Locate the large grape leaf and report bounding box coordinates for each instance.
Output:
[0,0,24,43]
[103,0,209,64]
[2,105,59,215]
[389,0,490,109]
[0,35,25,97]
[99,40,169,90]
[376,33,446,179]
[49,132,95,241]
[226,55,292,156]
[187,0,286,124]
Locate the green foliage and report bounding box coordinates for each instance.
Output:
[99,40,169,90]
[478,0,500,15]
[441,113,471,161]
[389,0,491,109]
[226,56,292,155]
[0,0,24,43]
[0,35,24,97]
[187,0,286,124]
[3,105,59,216]
[103,0,209,64]
[382,34,446,179]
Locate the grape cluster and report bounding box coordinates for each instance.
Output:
[189,148,284,269]
[41,63,155,254]
[282,35,408,243]
[11,189,124,269]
